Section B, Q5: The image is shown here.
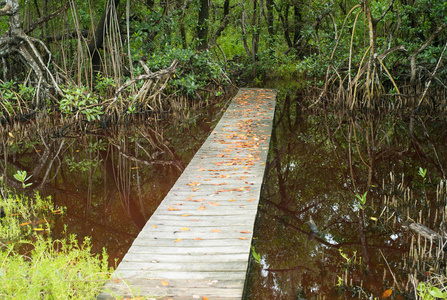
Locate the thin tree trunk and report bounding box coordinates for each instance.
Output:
[197,0,209,49]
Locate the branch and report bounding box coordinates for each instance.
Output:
[112,59,179,102]
[410,23,447,84]
[24,1,70,34]
[0,2,11,16]
[375,0,395,25]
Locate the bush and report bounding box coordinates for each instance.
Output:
[0,177,113,299]
[0,236,111,299]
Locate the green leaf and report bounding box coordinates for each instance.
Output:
[429,287,445,298]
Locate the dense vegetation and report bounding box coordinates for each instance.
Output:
[0,0,446,121]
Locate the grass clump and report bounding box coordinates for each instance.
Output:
[0,236,111,299]
[0,176,113,299]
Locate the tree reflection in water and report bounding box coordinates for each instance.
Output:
[245,93,447,299]
[0,103,224,266]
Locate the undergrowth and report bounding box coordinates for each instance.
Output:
[0,175,113,299]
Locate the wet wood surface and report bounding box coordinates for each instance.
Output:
[98,88,277,299]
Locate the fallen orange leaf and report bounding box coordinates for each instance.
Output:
[168,206,181,211]
[382,289,392,298]
[198,205,206,210]
[173,239,182,242]
[203,297,209,300]
[152,225,157,228]
[240,230,250,233]
[229,199,236,202]
[238,237,247,240]
[181,214,191,216]
[248,198,255,202]
[180,228,190,231]
[161,280,169,286]
[194,238,202,240]
[210,229,222,233]
[20,222,31,226]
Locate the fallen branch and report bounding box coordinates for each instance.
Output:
[112,59,179,103]
[409,223,444,245]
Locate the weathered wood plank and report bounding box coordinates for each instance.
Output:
[110,270,247,281]
[98,88,277,299]
[122,253,249,263]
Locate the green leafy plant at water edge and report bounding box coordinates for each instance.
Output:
[251,246,261,264]
[417,282,447,299]
[59,85,104,122]
[13,170,32,188]
[0,236,112,299]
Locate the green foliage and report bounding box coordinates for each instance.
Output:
[59,85,104,122]
[419,167,427,180]
[94,74,116,98]
[0,236,111,299]
[13,170,32,188]
[355,192,367,210]
[139,48,226,96]
[251,245,261,264]
[0,175,110,299]
[417,282,447,299]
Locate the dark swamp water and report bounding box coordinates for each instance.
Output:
[2,86,447,299]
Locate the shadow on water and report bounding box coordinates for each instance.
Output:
[245,86,447,299]
[0,97,230,265]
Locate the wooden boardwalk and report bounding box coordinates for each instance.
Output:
[98,88,277,299]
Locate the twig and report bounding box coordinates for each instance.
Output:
[379,249,402,293]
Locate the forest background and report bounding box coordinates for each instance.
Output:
[0,0,446,119]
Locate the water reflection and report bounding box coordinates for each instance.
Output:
[245,93,447,299]
[0,104,225,265]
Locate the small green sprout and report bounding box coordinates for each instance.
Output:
[355,191,367,209]
[13,170,32,188]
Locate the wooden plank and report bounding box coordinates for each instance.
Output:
[109,270,247,281]
[98,88,276,299]
[122,253,249,263]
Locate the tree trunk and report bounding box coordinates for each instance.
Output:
[0,0,63,100]
[266,0,274,38]
[197,0,209,50]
